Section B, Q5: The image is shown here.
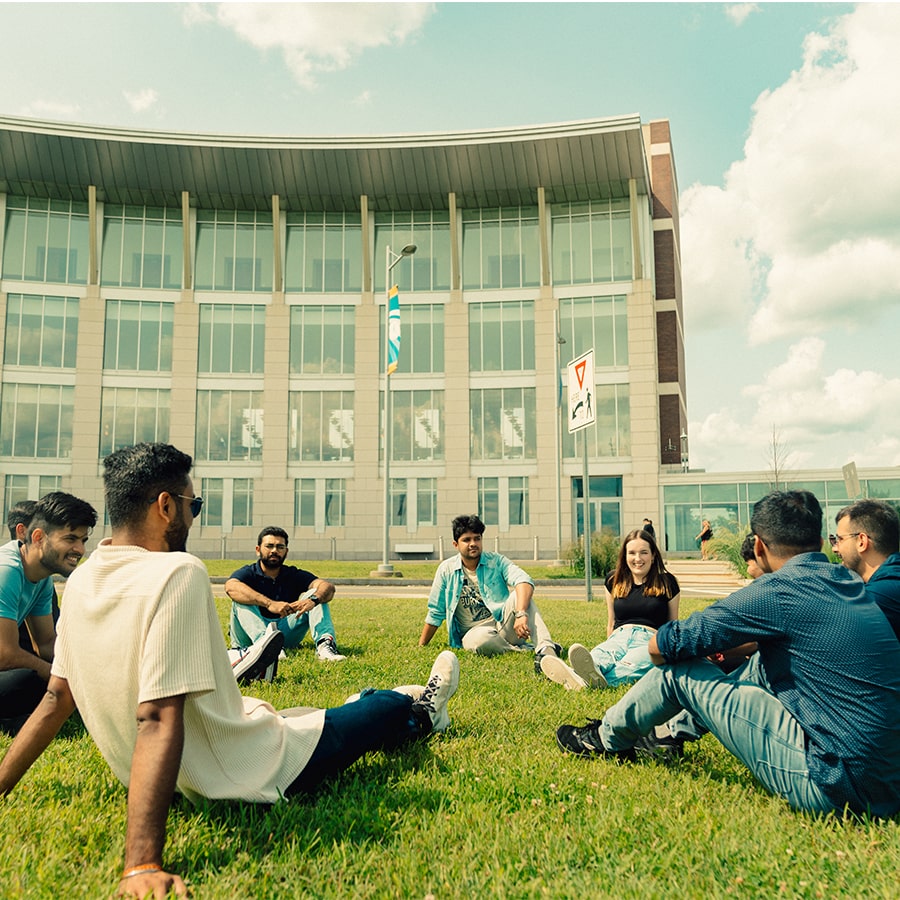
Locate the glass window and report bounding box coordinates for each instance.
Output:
[508,476,530,526]
[103,300,174,372]
[195,209,273,292]
[559,295,628,368]
[868,479,900,500]
[0,383,74,458]
[4,294,79,368]
[385,390,444,462]
[99,387,170,456]
[378,303,444,374]
[551,199,632,285]
[295,478,347,528]
[469,300,535,372]
[417,477,438,527]
[3,196,89,285]
[201,478,224,527]
[462,207,540,290]
[562,384,630,458]
[284,211,362,293]
[100,204,182,289]
[3,474,30,514]
[290,305,355,374]
[288,391,354,462]
[391,477,407,526]
[232,478,254,527]
[374,211,450,293]
[198,304,266,374]
[195,390,264,461]
[470,387,537,461]
[478,478,500,526]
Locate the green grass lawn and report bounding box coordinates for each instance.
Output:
[3,596,899,898]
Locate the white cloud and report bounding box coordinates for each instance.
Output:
[123,88,159,113]
[681,4,900,342]
[190,2,435,88]
[725,4,760,26]
[19,99,81,121]
[353,89,373,106]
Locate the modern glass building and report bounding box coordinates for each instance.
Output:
[0,113,686,558]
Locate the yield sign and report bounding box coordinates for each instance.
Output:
[567,349,595,434]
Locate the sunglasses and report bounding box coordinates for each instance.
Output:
[176,494,204,517]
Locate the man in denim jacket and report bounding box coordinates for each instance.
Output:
[419,514,560,671]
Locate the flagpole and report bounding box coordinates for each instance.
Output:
[376,243,416,576]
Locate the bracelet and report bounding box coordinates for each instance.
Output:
[121,864,162,880]
[514,610,527,618]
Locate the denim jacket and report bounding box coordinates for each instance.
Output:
[425,551,534,648]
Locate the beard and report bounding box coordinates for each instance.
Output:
[262,554,284,570]
[164,504,190,553]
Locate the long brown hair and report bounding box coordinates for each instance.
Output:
[609,529,674,598]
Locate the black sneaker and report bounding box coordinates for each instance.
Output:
[232,629,285,685]
[634,729,686,762]
[555,720,636,760]
[534,641,563,674]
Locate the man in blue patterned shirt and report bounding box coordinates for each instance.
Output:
[556,490,900,817]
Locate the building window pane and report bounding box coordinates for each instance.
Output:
[103,300,174,372]
[289,305,355,374]
[0,383,74,458]
[3,474,30,514]
[551,199,633,286]
[378,303,444,374]
[232,478,254,527]
[462,207,540,290]
[195,390,264,461]
[198,304,266,374]
[288,391,355,462]
[100,204,183,289]
[417,477,437,526]
[324,479,345,526]
[284,212,362,293]
[374,211,450,293]
[294,479,316,527]
[99,388,170,456]
[508,476,529,526]
[385,390,444,462]
[391,478,407,526]
[201,478,224,526]
[4,294,79,368]
[478,477,500,526]
[562,384,630,458]
[470,387,536,461]
[195,210,273,292]
[2,197,89,285]
[469,300,534,372]
[559,295,628,368]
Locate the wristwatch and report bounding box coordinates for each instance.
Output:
[514,609,528,618]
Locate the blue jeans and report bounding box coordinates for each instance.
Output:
[231,601,336,649]
[590,625,655,687]
[285,690,427,795]
[599,655,837,814]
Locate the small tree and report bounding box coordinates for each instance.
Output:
[565,530,620,579]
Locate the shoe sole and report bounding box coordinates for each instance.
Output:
[541,655,587,690]
[567,644,606,689]
[425,651,459,732]
[234,631,285,685]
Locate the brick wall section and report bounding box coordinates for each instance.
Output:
[659,394,682,466]
[654,230,676,300]
[649,121,670,144]
[656,310,680,383]
[651,153,673,220]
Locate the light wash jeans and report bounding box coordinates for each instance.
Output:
[599,654,837,814]
[461,593,554,656]
[590,624,655,687]
[231,601,337,650]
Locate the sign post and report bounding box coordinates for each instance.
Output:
[567,349,596,601]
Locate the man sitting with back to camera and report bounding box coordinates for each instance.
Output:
[226,526,346,663]
[556,490,900,818]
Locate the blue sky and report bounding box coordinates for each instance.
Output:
[2,2,898,474]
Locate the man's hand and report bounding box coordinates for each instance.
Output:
[265,600,294,618]
[513,615,531,641]
[117,868,188,898]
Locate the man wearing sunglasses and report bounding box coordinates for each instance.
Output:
[226,526,345,662]
[831,499,900,640]
[0,442,459,899]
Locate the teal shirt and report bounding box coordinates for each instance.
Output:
[0,539,53,625]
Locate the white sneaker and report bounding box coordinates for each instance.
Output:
[413,651,459,733]
[232,628,284,685]
[315,636,347,662]
[568,643,607,689]
[540,654,588,690]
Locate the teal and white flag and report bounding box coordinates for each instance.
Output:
[387,284,401,374]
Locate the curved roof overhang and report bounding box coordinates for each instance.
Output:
[0,114,650,212]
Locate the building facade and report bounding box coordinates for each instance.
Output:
[0,114,686,559]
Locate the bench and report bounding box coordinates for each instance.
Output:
[395,543,435,559]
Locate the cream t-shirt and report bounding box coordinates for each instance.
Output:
[53,540,325,804]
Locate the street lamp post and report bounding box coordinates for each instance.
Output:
[680,429,689,473]
[376,243,417,576]
[553,311,566,564]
